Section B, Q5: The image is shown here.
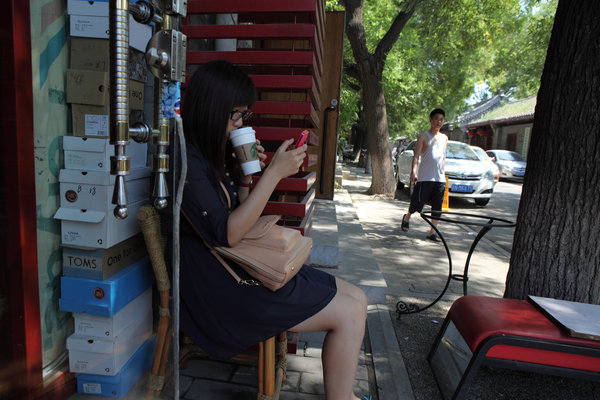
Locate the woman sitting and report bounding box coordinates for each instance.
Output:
[166,60,367,400]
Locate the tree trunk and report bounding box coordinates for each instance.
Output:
[504,1,600,304]
[342,0,414,195]
[362,74,395,194]
[351,114,366,162]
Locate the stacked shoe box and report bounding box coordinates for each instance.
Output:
[54,2,157,396]
[56,0,151,250]
[67,0,150,139]
[60,257,155,397]
[54,142,150,249]
[55,141,156,395]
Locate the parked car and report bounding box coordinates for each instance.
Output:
[470,146,500,182]
[392,138,409,178]
[485,149,527,181]
[396,140,497,206]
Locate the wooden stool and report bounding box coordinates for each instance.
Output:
[428,295,600,400]
[138,205,287,399]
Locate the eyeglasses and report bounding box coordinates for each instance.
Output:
[230,109,253,121]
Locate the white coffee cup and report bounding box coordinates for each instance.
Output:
[230,127,261,175]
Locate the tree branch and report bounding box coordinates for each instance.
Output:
[343,75,361,92]
[344,62,361,82]
[374,5,417,72]
[341,0,370,73]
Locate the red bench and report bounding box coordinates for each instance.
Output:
[428,296,600,400]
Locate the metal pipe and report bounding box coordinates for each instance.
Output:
[110,0,131,219]
[152,81,170,209]
[129,121,154,143]
[129,0,163,25]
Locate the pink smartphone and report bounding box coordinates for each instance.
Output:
[295,130,309,148]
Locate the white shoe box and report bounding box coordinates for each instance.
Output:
[69,12,152,53]
[67,0,109,17]
[55,199,145,249]
[63,136,147,172]
[67,304,152,376]
[76,335,156,398]
[73,288,151,338]
[59,168,150,211]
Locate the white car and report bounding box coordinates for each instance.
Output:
[470,146,500,182]
[486,149,527,181]
[396,140,497,206]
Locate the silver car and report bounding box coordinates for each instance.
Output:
[485,149,527,181]
[396,140,497,206]
[470,146,500,182]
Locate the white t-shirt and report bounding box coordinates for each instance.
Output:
[418,131,447,183]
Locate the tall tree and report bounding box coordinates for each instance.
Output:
[505,1,600,303]
[342,0,416,194]
[338,0,522,194]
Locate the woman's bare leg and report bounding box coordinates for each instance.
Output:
[290,278,367,400]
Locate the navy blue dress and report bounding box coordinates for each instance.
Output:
[169,143,337,360]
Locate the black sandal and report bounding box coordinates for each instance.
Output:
[401,214,409,232]
[426,233,441,243]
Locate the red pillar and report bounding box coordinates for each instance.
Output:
[0,1,42,398]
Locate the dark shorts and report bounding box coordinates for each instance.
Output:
[408,181,446,217]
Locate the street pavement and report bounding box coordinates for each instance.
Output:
[446,180,522,254]
[342,164,600,400]
[344,165,513,303]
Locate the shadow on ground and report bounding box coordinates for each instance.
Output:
[342,163,600,400]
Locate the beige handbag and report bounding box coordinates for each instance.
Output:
[182,183,312,291]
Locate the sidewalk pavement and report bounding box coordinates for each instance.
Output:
[69,162,515,400]
[338,164,600,400]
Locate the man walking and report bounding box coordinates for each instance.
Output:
[400,108,448,242]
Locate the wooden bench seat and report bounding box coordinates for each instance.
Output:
[428,296,600,400]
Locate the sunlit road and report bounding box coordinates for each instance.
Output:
[448,180,523,254]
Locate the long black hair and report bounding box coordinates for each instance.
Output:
[181,60,257,180]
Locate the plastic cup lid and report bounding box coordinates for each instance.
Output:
[230,127,255,138]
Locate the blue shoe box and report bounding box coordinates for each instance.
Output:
[60,256,153,317]
[76,334,157,398]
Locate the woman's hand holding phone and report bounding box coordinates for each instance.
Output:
[268,138,307,180]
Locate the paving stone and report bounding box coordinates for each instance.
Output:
[280,391,326,400]
[356,363,369,381]
[184,379,255,400]
[367,304,414,400]
[165,375,193,398]
[287,354,323,372]
[304,344,322,359]
[281,370,301,392]
[353,378,371,398]
[310,245,339,268]
[230,364,258,387]
[358,349,367,365]
[180,358,235,380]
[299,371,326,395]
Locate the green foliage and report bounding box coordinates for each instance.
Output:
[337,131,349,156]
[336,0,556,140]
[485,0,558,98]
[325,0,345,12]
[378,0,514,137]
